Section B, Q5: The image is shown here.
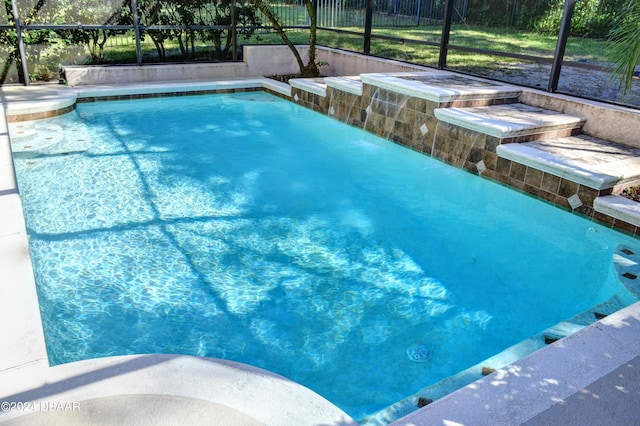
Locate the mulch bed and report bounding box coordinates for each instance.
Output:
[622,186,640,202]
[266,74,302,83]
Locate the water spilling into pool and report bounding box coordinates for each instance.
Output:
[10,92,639,421]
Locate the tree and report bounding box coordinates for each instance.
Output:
[197,0,262,60]
[608,0,640,93]
[251,0,320,77]
[136,0,261,62]
[56,1,132,64]
[0,0,57,83]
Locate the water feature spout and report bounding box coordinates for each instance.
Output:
[362,88,379,132]
[363,87,409,140]
[430,122,441,158]
[458,129,482,169]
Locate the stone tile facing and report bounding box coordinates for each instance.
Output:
[290,83,639,238]
[7,105,76,123]
[76,87,263,105]
[291,87,328,114]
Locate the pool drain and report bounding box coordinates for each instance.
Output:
[406,343,431,362]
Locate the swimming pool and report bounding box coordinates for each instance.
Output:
[10,92,639,421]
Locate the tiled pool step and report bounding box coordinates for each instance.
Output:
[287,74,640,231]
[496,135,640,190]
[289,77,327,97]
[495,135,640,227]
[364,293,631,426]
[613,244,640,296]
[289,76,369,99]
[292,72,522,105]
[434,103,586,140]
[595,195,640,228]
[325,76,363,96]
[359,71,521,104]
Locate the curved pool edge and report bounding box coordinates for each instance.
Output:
[0,81,353,426]
[2,81,640,425]
[0,354,356,425]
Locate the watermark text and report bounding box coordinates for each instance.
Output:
[1,401,80,413]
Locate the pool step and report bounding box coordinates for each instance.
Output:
[613,244,640,297]
[359,71,521,104]
[289,78,327,98]
[361,293,629,425]
[325,76,363,96]
[496,135,640,190]
[294,71,522,105]
[594,195,640,227]
[434,103,586,141]
[495,134,640,227]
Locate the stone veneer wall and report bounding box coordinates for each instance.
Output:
[7,104,76,123]
[292,83,639,237]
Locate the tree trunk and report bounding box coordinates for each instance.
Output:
[302,0,319,77]
[252,0,320,77]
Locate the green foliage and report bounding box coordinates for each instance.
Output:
[0,0,263,80]
[251,0,320,76]
[534,0,627,37]
[466,0,554,29]
[137,0,262,61]
[466,0,628,37]
[197,1,263,60]
[607,0,640,93]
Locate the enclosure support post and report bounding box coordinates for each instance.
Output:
[132,0,143,66]
[548,0,576,92]
[510,0,518,28]
[438,0,454,69]
[231,0,238,61]
[363,0,373,55]
[10,0,29,85]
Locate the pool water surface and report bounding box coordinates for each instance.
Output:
[10,92,639,421]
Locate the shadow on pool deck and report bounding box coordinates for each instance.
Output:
[392,302,640,425]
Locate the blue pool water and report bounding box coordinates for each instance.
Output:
[10,92,639,421]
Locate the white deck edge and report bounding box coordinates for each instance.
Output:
[496,143,620,190]
[392,301,640,425]
[0,111,49,375]
[74,78,292,98]
[360,71,522,103]
[435,106,585,139]
[0,355,355,425]
[324,76,364,96]
[289,78,327,97]
[595,195,640,228]
[0,87,77,116]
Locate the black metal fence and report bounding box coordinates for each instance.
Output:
[313,0,467,27]
[0,0,637,107]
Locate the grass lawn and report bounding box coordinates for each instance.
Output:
[27,23,620,101]
[89,24,611,66]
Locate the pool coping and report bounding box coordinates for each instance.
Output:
[359,71,522,103]
[1,80,640,425]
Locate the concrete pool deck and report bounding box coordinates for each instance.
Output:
[1,80,640,425]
